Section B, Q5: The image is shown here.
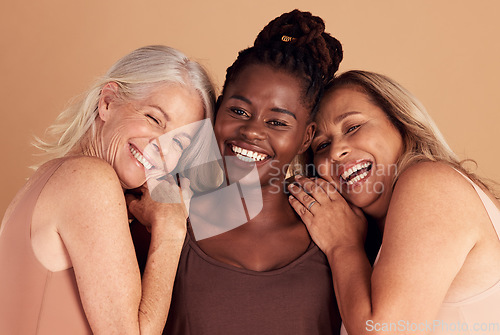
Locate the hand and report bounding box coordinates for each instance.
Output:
[125,175,191,239]
[287,175,367,255]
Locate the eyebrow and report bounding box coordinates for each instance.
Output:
[229,95,251,105]
[229,95,296,119]
[334,111,361,124]
[271,108,296,119]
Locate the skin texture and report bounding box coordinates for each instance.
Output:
[26,83,205,334]
[96,82,205,189]
[311,87,403,221]
[288,86,500,334]
[197,63,316,272]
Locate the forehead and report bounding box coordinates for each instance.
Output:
[228,64,302,99]
[317,86,374,122]
[224,63,309,116]
[141,84,204,123]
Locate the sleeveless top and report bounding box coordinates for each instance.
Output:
[341,171,500,335]
[164,231,341,335]
[0,158,92,335]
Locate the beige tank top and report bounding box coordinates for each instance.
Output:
[0,158,92,334]
[341,171,500,334]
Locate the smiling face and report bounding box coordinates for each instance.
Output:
[312,85,404,218]
[214,63,314,188]
[98,83,205,189]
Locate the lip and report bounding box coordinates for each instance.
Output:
[335,159,373,187]
[224,141,273,165]
[128,143,155,170]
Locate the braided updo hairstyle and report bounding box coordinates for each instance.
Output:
[219,9,343,120]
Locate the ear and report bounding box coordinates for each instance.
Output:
[97,82,120,122]
[297,122,316,154]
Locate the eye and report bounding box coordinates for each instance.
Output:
[173,138,184,151]
[315,141,330,152]
[151,142,160,153]
[229,107,249,117]
[346,125,360,134]
[147,114,161,125]
[267,120,288,127]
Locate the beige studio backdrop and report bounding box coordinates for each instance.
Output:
[0,0,499,218]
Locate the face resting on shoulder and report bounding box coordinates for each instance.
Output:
[214,63,315,187]
[311,85,404,217]
[97,82,205,189]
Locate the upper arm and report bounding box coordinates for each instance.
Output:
[48,157,141,334]
[371,162,482,322]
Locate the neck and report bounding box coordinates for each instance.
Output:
[242,180,299,231]
[68,122,106,161]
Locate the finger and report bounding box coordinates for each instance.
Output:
[315,178,341,201]
[178,177,191,193]
[287,183,316,208]
[125,195,141,219]
[165,173,177,185]
[178,177,192,215]
[288,195,314,226]
[294,175,330,204]
[348,203,365,218]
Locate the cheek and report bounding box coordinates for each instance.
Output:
[214,115,231,140]
[165,152,182,173]
[314,156,334,180]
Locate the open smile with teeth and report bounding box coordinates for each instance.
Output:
[129,145,154,170]
[231,144,269,163]
[341,162,372,186]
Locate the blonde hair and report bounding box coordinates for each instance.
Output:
[32,45,220,191]
[34,45,216,164]
[324,70,498,197]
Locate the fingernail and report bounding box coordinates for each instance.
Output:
[288,183,298,190]
[288,195,294,201]
[294,175,303,180]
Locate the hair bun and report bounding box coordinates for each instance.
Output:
[254,9,343,84]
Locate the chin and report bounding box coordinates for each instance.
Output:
[343,189,379,209]
[119,173,146,190]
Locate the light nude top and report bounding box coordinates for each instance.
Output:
[341,171,500,334]
[433,172,500,334]
[0,158,92,334]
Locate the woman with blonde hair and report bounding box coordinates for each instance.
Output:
[289,70,500,334]
[0,45,216,334]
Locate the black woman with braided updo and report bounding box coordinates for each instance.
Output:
[130,9,344,335]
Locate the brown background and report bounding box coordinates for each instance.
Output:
[1,0,499,218]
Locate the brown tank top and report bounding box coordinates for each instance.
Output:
[0,158,92,334]
[164,231,341,335]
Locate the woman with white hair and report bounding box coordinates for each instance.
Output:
[0,45,216,335]
[289,70,500,334]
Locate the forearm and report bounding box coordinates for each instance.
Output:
[138,218,185,334]
[328,245,375,335]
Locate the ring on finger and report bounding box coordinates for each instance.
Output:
[307,200,317,210]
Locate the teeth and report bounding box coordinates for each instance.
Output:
[341,162,371,182]
[346,171,369,185]
[231,145,268,162]
[130,146,153,170]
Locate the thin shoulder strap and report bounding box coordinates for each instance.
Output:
[454,169,500,240]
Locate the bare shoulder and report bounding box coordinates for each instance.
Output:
[53,156,118,183]
[49,156,120,193]
[394,161,473,199]
[42,156,124,215]
[389,161,484,234]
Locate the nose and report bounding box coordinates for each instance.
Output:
[329,139,350,162]
[240,121,266,142]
